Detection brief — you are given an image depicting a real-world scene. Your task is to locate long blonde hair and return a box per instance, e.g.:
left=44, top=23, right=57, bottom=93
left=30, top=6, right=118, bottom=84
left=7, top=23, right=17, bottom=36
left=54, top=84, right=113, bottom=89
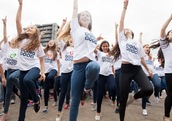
left=57, top=22, right=71, bottom=42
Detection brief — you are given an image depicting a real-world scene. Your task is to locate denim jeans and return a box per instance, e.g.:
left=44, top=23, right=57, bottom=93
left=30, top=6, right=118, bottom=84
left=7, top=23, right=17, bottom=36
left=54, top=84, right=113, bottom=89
left=58, top=71, right=72, bottom=111
left=4, top=69, right=20, bottom=114
left=148, top=74, right=161, bottom=97
left=159, top=76, right=167, bottom=95
left=18, top=67, right=40, bottom=121
left=0, top=78, right=4, bottom=102
left=69, top=61, right=100, bottom=121
left=43, top=69, right=57, bottom=106
left=54, top=76, right=61, bottom=102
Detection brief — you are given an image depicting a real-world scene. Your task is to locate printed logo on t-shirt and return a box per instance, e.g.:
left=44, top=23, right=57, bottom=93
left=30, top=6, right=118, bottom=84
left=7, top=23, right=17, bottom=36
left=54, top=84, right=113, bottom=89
left=146, top=60, right=153, bottom=65
left=65, top=51, right=74, bottom=61
left=126, top=43, right=138, bottom=54
left=6, top=53, right=17, bottom=65
left=20, top=48, right=35, bottom=59
left=102, top=56, right=113, bottom=63
left=45, top=51, right=53, bottom=63
left=155, top=66, right=163, bottom=71
left=85, top=32, right=97, bottom=44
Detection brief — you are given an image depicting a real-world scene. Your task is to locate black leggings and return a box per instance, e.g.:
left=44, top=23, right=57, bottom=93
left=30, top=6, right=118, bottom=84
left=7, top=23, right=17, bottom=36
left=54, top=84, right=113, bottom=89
left=119, top=64, right=153, bottom=121
left=164, top=73, right=172, bottom=117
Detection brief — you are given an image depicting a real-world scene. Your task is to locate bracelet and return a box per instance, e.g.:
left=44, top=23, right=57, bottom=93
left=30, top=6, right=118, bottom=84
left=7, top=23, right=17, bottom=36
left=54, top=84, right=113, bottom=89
left=123, top=7, right=127, bottom=9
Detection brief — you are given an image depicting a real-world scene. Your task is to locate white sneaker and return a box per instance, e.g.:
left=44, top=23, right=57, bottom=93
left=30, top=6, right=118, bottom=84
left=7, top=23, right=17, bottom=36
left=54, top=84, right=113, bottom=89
left=91, top=104, right=97, bottom=111
left=95, top=114, right=100, bottom=120
left=52, top=102, right=57, bottom=107
left=155, top=97, right=159, bottom=103
left=142, top=109, right=148, bottom=116
left=55, top=113, right=61, bottom=121
left=126, top=93, right=134, bottom=106
left=10, top=99, right=15, bottom=104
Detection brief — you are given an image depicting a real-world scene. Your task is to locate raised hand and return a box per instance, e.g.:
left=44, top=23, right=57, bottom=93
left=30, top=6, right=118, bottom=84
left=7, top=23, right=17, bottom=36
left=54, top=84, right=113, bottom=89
left=18, top=0, right=23, bottom=4
left=62, top=17, right=67, bottom=26
left=124, top=0, right=128, bottom=9
left=2, top=16, right=7, bottom=25
left=97, top=34, right=104, bottom=41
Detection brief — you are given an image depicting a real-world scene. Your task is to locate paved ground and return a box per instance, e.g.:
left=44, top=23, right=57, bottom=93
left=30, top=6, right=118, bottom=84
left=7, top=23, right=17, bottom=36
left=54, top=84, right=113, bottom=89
left=2, top=91, right=171, bottom=121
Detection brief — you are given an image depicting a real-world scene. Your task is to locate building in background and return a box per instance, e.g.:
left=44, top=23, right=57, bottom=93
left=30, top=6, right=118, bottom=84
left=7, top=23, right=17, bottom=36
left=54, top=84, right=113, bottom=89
left=37, top=23, right=59, bottom=46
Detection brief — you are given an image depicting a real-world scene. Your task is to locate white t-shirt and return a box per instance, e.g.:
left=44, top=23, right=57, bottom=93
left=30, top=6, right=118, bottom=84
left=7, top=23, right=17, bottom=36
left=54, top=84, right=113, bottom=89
left=0, top=50, right=3, bottom=64
left=118, top=30, right=145, bottom=65
left=58, top=40, right=74, bottom=73
left=114, top=57, right=122, bottom=70
left=97, top=50, right=114, bottom=76
left=153, top=59, right=165, bottom=77
left=70, top=18, right=97, bottom=61
left=160, top=38, right=172, bottom=73
left=1, top=42, right=18, bottom=70
left=44, top=50, right=59, bottom=73
left=142, top=55, right=156, bottom=76
left=17, top=39, right=45, bottom=71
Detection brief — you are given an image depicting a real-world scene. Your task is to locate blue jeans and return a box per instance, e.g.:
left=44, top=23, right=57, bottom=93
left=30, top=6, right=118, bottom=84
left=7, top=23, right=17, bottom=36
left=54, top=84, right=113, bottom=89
left=148, top=74, right=161, bottom=97
left=4, top=69, right=20, bottom=113
left=18, top=67, right=40, bottom=121
left=43, top=69, right=57, bottom=106
left=0, top=77, right=4, bottom=102
left=58, top=71, right=72, bottom=111
left=54, top=76, right=61, bottom=102
left=69, top=61, right=100, bottom=121
left=159, top=76, right=167, bottom=95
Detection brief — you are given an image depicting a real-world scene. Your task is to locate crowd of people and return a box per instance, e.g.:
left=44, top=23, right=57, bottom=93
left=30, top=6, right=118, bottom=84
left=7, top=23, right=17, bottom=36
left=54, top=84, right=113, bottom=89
left=0, top=0, right=172, bottom=121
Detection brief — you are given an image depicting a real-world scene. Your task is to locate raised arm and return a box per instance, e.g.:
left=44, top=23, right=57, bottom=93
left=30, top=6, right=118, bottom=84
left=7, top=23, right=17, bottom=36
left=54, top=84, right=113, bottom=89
left=2, top=16, right=7, bottom=43
left=119, top=0, right=128, bottom=33
left=72, top=0, right=78, bottom=19
left=56, top=18, right=67, bottom=37
left=139, top=32, right=143, bottom=44
left=160, top=13, right=172, bottom=39
left=16, top=0, right=23, bottom=35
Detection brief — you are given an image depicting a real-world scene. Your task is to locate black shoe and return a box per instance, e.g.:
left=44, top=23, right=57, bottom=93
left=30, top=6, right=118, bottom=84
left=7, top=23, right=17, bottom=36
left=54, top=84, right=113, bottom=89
left=115, top=106, right=119, bottom=113
left=33, top=96, right=40, bottom=113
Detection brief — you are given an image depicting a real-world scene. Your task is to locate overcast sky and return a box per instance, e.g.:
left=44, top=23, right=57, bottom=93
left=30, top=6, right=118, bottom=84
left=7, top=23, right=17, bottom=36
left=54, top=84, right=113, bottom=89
left=0, top=0, right=172, bottom=46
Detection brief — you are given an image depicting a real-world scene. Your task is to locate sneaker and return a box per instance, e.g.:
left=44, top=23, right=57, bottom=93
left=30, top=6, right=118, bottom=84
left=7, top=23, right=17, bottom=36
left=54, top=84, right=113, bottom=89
left=155, top=97, right=160, bottom=103
left=126, top=93, right=134, bottom=106
left=52, top=102, right=57, bottom=107
left=142, top=109, right=148, bottom=116
left=91, top=102, right=94, bottom=105
left=95, top=114, right=101, bottom=121
left=33, top=96, right=40, bottom=113
left=27, top=101, right=34, bottom=107
left=91, top=103, right=97, bottom=111
left=160, top=96, right=163, bottom=99
left=115, top=106, right=119, bottom=113
left=64, top=104, right=70, bottom=110
left=163, top=116, right=170, bottom=121
left=146, top=100, right=151, bottom=106
left=10, top=99, right=15, bottom=104
left=0, top=112, right=9, bottom=121
left=80, top=100, right=84, bottom=106
left=42, top=107, right=48, bottom=113
left=55, top=113, right=61, bottom=121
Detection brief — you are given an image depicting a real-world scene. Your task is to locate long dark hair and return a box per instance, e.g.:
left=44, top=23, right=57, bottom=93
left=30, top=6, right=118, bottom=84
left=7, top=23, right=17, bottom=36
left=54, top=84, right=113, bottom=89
left=110, top=42, right=120, bottom=61
left=99, top=40, right=110, bottom=52
left=44, top=40, right=57, bottom=61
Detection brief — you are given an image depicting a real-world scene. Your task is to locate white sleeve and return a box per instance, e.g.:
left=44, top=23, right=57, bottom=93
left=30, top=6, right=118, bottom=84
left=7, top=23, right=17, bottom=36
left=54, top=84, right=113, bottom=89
left=37, top=45, right=45, bottom=57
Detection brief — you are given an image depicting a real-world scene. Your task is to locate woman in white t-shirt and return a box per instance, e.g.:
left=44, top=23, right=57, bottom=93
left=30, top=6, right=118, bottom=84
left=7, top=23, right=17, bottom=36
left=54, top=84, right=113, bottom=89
left=94, top=40, right=117, bottom=120
left=56, top=21, right=74, bottom=121
left=15, top=1, right=45, bottom=121
left=0, top=16, right=20, bottom=121
left=42, top=40, right=60, bottom=113
left=159, top=13, right=172, bottom=121
left=117, top=1, right=153, bottom=121
left=69, top=0, right=100, bottom=121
